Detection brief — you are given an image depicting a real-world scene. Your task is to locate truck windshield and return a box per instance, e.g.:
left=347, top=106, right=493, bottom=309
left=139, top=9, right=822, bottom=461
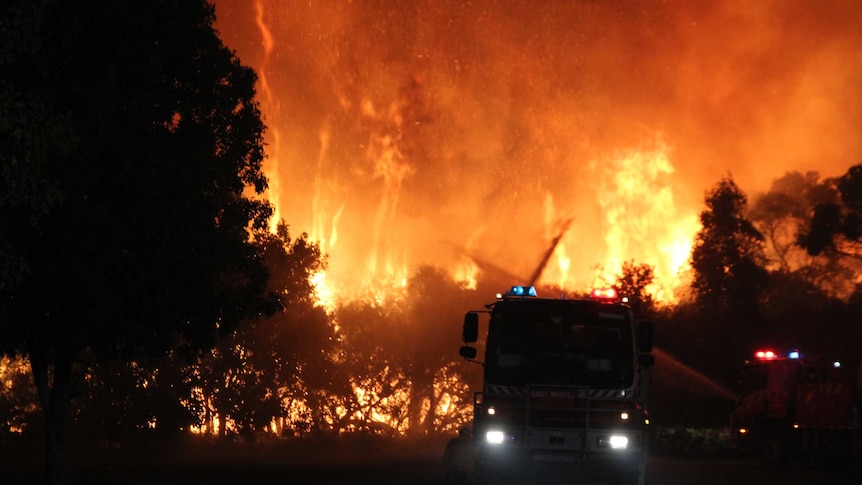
left=485, top=301, right=635, bottom=389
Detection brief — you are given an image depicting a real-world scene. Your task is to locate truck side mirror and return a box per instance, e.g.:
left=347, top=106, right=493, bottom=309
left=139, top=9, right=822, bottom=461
left=459, top=346, right=478, bottom=360
left=463, top=312, right=479, bottom=343
left=637, top=320, right=654, bottom=353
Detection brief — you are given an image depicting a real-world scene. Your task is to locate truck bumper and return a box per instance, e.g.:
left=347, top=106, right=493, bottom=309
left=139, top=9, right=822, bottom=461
left=476, top=447, right=644, bottom=484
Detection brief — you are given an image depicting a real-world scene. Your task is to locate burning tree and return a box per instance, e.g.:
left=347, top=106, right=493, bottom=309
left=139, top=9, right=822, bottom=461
left=0, top=1, right=275, bottom=481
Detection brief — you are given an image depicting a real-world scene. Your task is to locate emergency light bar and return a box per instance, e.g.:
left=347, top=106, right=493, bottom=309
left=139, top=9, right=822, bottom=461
left=590, top=288, right=618, bottom=300
left=754, top=349, right=803, bottom=360
left=506, top=285, right=537, bottom=298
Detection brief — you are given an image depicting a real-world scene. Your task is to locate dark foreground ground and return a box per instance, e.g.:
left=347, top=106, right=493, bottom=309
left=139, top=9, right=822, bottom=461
left=4, top=437, right=861, bottom=484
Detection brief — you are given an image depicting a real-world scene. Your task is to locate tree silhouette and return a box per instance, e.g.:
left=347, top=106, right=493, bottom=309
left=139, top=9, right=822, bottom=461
left=73, top=356, right=197, bottom=445
left=332, top=298, right=409, bottom=435
left=750, top=171, right=856, bottom=298
left=0, top=1, right=273, bottom=481
left=191, top=224, right=332, bottom=439
left=749, top=174, right=812, bottom=272
left=402, top=266, right=473, bottom=436
left=328, top=267, right=475, bottom=437
left=611, top=260, right=656, bottom=317
left=690, top=176, right=767, bottom=326
left=799, top=164, right=862, bottom=262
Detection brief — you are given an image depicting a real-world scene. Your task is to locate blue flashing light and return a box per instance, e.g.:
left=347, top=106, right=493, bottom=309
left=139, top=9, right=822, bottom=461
left=788, top=350, right=800, bottom=360
left=508, top=285, right=537, bottom=297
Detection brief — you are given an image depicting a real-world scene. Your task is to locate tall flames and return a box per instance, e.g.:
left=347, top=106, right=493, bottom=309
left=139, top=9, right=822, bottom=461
left=213, top=0, right=862, bottom=302
left=541, top=141, right=698, bottom=300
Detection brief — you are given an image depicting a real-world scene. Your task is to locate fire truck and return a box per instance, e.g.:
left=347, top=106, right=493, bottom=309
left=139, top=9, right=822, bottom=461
left=732, top=349, right=861, bottom=465
left=457, top=286, right=655, bottom=484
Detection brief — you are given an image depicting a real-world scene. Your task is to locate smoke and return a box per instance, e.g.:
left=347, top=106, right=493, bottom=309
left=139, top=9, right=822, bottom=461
left=212, top=0, right=862, bottom=295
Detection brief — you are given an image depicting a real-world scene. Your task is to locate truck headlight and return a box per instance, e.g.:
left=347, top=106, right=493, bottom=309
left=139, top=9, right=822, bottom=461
left=597, top=434, right=629, bottom=449
left=609, top=435, right=628, bottom=449
left=486, top=430, right=505, bottom=444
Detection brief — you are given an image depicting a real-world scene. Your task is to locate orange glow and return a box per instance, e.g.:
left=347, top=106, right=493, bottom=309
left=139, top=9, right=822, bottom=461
left=586, top=143, right=699, bottom=301
left=212, top=0, right=862, bottom=306
left=311, top=270, right=336, bottom=312
left=453, top=256, right=479, bottom=290
left=251, top=0, right=282, bottom=233
left=0, top=355, right=37, bottom=434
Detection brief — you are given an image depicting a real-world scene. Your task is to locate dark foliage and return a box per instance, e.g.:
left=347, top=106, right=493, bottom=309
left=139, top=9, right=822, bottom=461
left=799, top=164, right=862, bottom=260
left=1, top=0, right=274, bottom=481
left=691, top=176, right=767, bottom=325
left=613, top=260, right=657, bottom=317
left=191, top=224, right=332, bottom=439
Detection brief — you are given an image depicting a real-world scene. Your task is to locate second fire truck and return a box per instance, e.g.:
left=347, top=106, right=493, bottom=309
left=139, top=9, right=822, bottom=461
left=732, top=348, right=861, bottom=464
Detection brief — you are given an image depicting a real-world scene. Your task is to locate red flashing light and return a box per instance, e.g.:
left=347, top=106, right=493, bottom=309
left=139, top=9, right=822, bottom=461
left=591, top=288, right=618, bottom=300
left=755, top=350, right=777, bottom=360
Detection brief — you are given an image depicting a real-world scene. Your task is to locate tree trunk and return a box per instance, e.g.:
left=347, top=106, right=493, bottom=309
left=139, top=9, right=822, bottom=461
left=407, top=366, right=435, bottom=437
left=424, top=387, right=440, bottom=437
left=31, top=345, right=74, bottom=485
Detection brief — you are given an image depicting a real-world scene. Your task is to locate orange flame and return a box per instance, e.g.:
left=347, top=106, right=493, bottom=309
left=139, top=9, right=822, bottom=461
left=592, top=142, right=699, bottom=300
left=534, top=142, right=698, bottom=300
left=215, top=0, right=860, bottom=303
left=252, top=0, right=283, bottom=233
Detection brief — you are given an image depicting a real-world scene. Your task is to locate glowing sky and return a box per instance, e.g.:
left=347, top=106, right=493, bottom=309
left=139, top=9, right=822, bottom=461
left=212, top=0, right=862, bottom=297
